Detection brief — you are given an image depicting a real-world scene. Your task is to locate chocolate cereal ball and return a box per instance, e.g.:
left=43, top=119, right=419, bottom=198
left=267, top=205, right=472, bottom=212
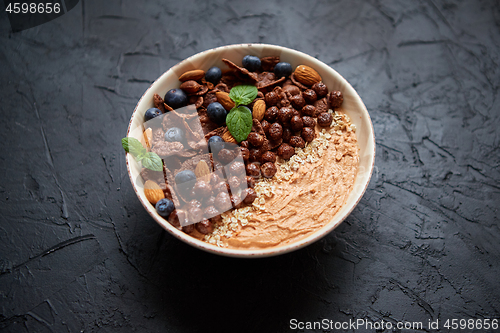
left=289, top=94, right=305, bottom=110
left=215, top=192, right=232, bottom=212
left=301, top=127, right=315, bottom=142
left=289, top=136, right=306, bottom=149
left=249, top=148, right=262, bottom=163
left=265, top=91, right=279, bottom=106
left=246, top=162, right=261, bottom=177
left=176, top=209, right=189, bottom=226
left=168, top=209, right=184, bottom=228
left=229, top=161, right=245, bottom=176
left=268, top=122, right=283, bottom=140
left=290, top=116, right=304, bottom=132
left=302, top=105, right=316, bottom=117
left=314, top=98, right=329, bottom=115
left=188, top=206, right=203, bottom=224
left=312, top=82, right=328, bottom=97
left=188, top=199, right=202, bottom=209
left=278, top=107, right=293, bottom=123
left=214, top=181, right=230, bottom=193
left=261, top=162, right=277, bottom=178
left=317, top=112, right=333, bottom=127
left=242, top=188, right=257, bottom=204
left=193, top=180, right=212, bottom=197
left=228, top=176, right=241, bottom=189
left=231, top=194, right=243, bottom=209
left=261, top=151, right=277, bottom=164
left=195, top=219, right=214, bottom=234
left=302, top=116, right=316, bottom=128
left=204, top=205, right=220, bottom=218
left=328, top=90, right=344, bottom=108
left=264, top=106, right=279, bottom=122
left=246, top=176, right=256, bottom=188
left=217, top=148, right=234, bottom=164
left=303, top=89, right=317, bottom=104
left=247, top=132, right=264, bottom=147
left=240, top=147, right=250, bottom=162
left=277, top=143, right=295, bottom=160
left=210, top=173, right=221, bottom=186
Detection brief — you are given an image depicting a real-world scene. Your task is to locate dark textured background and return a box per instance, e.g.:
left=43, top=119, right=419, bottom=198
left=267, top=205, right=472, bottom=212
left=1, top=1, right=499, bottom=332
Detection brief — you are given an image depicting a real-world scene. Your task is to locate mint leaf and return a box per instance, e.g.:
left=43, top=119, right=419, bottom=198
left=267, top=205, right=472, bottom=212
left=226, top=106, right=253, bottom=143
left=136, top=151, right=147, bottom=161
left=122, top=137, right=161, bottom=171
left=122, top=137, right=146, bottom=157
left=229, top=85, right=258, bottom=107
left=141, top=152, right=163, bottom=172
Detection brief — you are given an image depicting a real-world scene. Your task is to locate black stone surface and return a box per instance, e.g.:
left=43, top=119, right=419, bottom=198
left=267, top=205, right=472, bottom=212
left=1, top=1, right=499, bottom=332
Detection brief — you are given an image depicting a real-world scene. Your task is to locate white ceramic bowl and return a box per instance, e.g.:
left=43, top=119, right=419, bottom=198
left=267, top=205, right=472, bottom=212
left=126, top=43, right=375, bottom=258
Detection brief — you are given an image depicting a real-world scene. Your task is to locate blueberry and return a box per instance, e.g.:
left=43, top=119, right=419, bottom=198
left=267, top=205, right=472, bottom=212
left=274, top=62, right=293, bottom=78
left=205, top=66, right=222, bottom=84
left=164, top=89, right=188, bottom=109
left=155, top=198, right=175, bottom=217
left=144, top=108, right=162, bottom=121
left=208, top=135, right=225, bottom=153
left=165, top=127, right=184, bottom=142
left=208, top=135, right=224, bottom=145
left=242, top=55, right=261, bottom=72
left=207, top=102, right=228, bottom=125
left=175, top=170, right=196, bottom=184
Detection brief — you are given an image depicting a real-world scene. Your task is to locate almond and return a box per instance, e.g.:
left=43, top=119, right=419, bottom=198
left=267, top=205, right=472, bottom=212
left=140, top=127, right=153, bottom=151
left=179, top=80, right=201, bottom=94
left=144, top=180, right=164, bottom=205
left=293, top=65, right=322, bottom=86
left=252, top=99, right=266, bottom=121
left=194, top=160, right=211, bottom=182
left=163, top=102, right=173, bottom=111
left=221, top=129, right=237, bottom=144
left=216, top=91, right=235, bottom=111
left=179, top=69, right=205, bottom=82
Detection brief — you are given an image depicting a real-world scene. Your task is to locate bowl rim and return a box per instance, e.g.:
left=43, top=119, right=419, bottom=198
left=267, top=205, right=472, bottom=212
left=126, top=43, right=375, bottom=258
